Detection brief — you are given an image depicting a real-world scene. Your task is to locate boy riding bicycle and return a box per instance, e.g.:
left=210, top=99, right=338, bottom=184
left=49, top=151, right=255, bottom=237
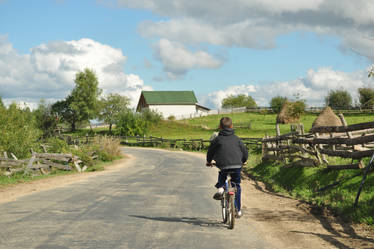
left=206, top=117, right=248, bottom=218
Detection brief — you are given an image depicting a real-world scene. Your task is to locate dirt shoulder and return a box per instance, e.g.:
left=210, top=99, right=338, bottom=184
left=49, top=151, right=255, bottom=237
left=241, top=175, right=374, bottom=249
left=181, top=150, right=374, bottom=249
left=0, top=154, right=135, bottom=204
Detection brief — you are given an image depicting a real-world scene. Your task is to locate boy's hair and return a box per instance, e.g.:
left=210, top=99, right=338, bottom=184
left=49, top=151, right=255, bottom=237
left=220, top=117, right=232, bottom=129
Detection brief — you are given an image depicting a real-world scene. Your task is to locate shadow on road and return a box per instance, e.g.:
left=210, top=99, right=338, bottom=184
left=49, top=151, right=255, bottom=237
left=129, top=215, right=226, bottom=228
left=292, top=211, right=374, bottom=249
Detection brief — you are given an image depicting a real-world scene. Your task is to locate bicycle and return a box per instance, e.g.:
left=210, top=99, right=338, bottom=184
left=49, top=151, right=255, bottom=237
left=207, top=162, right=237, bottom=229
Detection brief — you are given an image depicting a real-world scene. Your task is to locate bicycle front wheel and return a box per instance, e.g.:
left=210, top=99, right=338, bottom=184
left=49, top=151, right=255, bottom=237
left=228, top=194, right=235, bottom=229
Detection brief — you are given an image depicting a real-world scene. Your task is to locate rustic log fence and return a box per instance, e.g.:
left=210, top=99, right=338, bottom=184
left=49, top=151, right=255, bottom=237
left=261, top=117, right=374, bottom=207
left=0, top=147, right=88, bottom=177
left=63, top=135, right=262, bottom=151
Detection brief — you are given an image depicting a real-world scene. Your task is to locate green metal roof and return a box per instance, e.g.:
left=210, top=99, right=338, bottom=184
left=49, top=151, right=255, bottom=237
left=142, top=91, right=197, bottom=105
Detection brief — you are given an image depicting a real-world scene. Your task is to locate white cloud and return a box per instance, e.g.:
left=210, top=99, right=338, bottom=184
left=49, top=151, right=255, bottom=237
left=0, top=35, right=151, bottom=108
left=114, top=0, right=374, bottom=62
left=154, top=38, right=222, bottom=78
left=203, top=67, right=373, bottom=109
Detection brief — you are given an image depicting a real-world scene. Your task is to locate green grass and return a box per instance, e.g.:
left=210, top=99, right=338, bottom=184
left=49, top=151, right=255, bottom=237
left=0, top=170, right=73, bottom=187
left=0, top=156, right=123, bottom=188
left=245, top=153, right=374, bottom=225
left=149, top=112, right=374, bottom=139
left=66, top=112, right=374, bottom=140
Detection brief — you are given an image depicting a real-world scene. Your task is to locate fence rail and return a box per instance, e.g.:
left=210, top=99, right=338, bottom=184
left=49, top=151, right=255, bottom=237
left=0, top=148, right=89, bottom=177
left=261, top=115, right=374, bottom=207
left=61, top=134, right=262, bottom=151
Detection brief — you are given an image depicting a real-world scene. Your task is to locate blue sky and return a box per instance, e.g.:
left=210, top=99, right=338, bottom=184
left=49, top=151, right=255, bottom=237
left=0, top=0, right=373, bottom=108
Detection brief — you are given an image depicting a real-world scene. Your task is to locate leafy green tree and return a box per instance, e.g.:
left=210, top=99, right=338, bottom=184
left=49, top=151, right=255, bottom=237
left=221, top=94, right=257, bottom=109
left=33, top=100, right=58, bottom=137
left=358, top=87, right=374, bottom=109
left=52, top=96, right=78, bottom=131
left=98, top=94, right=130, bottom=133
left=325, top=89, right=352, bottom=109
left=115, top=111, right=148, bottom=136
left=52, top=69, right=102, bottom=131
left=141, top=109, right=162, bottom=125
left=0, top=103, right=41, bottom=158
left=270, top=96, right=288, bottom=113
left=70, top=69, right=102, bottom=122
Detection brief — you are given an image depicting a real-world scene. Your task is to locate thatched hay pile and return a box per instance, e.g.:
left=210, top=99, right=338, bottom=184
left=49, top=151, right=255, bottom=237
left=276, top=102, right=299, bottom=124
left=311, top=106, right=342, bottom=129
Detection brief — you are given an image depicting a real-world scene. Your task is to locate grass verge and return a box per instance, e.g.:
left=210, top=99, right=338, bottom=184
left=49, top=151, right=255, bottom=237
left=244, top=151, right=374, bottom=226
left=0, top=155, right=124, bottom=188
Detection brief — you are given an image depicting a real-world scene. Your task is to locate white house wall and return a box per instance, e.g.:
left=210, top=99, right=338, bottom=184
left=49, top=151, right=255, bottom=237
left=149, top=105, right=197, bottom=119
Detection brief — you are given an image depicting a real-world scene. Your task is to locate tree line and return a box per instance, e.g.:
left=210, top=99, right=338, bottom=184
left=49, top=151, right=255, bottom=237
left=221, top=67, right=374, bottom=113
left=0, top=69, right=161, bottom=158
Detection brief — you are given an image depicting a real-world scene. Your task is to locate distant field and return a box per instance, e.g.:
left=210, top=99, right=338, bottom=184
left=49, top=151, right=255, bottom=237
left=148, top=112, right=374, bottom=139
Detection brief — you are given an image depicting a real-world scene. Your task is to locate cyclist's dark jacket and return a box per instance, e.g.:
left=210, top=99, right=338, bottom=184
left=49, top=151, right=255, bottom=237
left=207, top=128, right=248, bottom=170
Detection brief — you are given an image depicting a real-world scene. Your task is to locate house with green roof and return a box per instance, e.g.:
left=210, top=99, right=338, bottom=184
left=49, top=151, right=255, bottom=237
left=136, top=91, right=210, bottom=119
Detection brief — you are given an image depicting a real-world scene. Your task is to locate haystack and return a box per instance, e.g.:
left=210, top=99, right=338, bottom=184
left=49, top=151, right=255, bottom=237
left=276, top=102, right=299, bottom=124
left=311, top=106, right=342, bottom=129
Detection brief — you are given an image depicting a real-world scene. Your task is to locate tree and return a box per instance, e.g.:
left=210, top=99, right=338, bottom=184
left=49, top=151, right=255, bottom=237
left=52, top=69, right=102, bottom=131
left=0, top=103, right=41, bottom=158
left=0, top=97, right=4, bottom=110
left=34, top=100, right=58, bottom=137
left=270, top=96, right=288, bottom=113
left=221, top=94, right=257, bottom=109
left=288, top=100, right=306, bottom=119
left=99, top=93, right=130, bottom=133
left=325, top=89, right=352, bottom=109
left=115, top=111, right=148, bottom=136
left=358, top=87, right=374, bottom=109
left=52, top=96, right=79, bottom=131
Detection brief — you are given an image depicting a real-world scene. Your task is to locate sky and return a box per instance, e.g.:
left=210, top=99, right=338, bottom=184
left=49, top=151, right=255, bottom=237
left=1, top=0, right=374, bottom=109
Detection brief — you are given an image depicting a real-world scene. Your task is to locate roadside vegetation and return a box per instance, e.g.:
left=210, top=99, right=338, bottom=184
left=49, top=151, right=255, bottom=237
left=244, top=152, right=374, bottom=225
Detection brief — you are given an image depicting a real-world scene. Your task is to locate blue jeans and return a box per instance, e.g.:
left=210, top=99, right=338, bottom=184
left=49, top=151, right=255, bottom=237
left=215, top=168, right=241, bottom=211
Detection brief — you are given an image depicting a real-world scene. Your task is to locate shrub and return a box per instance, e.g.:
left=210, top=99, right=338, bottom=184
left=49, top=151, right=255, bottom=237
left=142, top=109, right=162, bottom=124
left=270, top=96, right=288, bottom=113
left=168, top=115, right=176, bottom=121
left=44, top=137, right=69, bottom=153
left=222, top=94, right=257, bottom=109
left=0, top=103, right=41, bottom=158
left=288, top=100, right=306, bottom=119
left=33, top=100, right=58, bottom=137
left=92, top=136, right=121, bottom=161
left=358, top=87, right=374, bottom=109
left=70, top=146, right=94, bottom=167
left=115, top=111, right=148, bottom=136
left=325, top=89, right=352, bottom=109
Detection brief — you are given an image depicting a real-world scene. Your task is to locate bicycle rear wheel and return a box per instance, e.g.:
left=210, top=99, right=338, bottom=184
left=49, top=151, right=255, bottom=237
left=228, top=194, right=235, bottom=229
left=221, top=198, right=227, bottom=223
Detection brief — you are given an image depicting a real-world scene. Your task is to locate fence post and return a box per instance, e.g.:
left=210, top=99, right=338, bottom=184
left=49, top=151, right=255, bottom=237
left=338, top=113, right=353, bottom=139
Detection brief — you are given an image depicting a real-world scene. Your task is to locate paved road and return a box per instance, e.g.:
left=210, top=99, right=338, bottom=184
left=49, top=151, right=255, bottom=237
left=0, top=148, right=270, bottom=249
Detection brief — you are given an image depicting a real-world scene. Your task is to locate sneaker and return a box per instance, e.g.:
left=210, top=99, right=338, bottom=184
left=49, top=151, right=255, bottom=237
left=213, top=187, right=224, bottom=200
left=236, top=210, right=242, bottom=218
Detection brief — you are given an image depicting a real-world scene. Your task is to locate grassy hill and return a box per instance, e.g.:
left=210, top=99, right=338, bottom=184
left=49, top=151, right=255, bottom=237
left=149, top=112, right=374, bottom=139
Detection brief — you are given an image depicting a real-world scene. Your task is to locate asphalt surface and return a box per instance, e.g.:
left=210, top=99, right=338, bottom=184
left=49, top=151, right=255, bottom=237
left=0, top=147, right=270, bottom=249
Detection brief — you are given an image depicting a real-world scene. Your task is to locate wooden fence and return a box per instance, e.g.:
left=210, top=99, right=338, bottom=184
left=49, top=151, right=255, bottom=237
left=261, top=115, right=374, bottom=207
left=0, top=149, right=87, bottom=177
left=65, top=135, right=262, bottom=151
